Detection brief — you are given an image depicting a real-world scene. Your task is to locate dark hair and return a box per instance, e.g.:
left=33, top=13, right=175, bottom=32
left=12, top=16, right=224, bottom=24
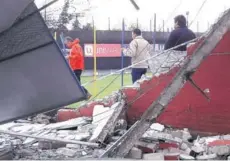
left=174, top=15, right=187, bottom=27
left=64, top=36, right=73, bottom=44
left=132, top=28, right=141, bottom=36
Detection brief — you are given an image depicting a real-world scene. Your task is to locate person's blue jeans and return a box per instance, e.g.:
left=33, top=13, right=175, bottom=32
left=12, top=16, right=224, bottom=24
left=131, top=68, right=147, bottom=83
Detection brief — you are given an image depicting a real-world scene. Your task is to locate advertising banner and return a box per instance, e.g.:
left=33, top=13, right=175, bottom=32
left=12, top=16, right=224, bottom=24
left=84, top=44, right=121, bottom=57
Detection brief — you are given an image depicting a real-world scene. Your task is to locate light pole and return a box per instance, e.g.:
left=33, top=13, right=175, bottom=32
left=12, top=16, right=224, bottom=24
left=186, top=11, right=189, bottom=26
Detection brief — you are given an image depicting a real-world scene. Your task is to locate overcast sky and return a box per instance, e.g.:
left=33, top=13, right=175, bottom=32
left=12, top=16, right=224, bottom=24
left=35, top=0, right=230, bottom=32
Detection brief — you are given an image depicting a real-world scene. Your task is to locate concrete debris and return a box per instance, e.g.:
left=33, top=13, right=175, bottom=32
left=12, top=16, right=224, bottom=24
left=209, top=145, right=230, bottom=155
left=150, top=123, right=165, bottom=132
left=143, top=129, right=183, bottom=143
left=31, top=114, right=52, bottom=124
left=56, top=147, right=77, bottom=157
left=126, top=147, right=143, bottom=159
left=66, top=144, right=81, bottom=149
left=93, top=149, right=106, bottom=158
left=143, top=153, right=164, bottom=160
left=179, top=154, right=195, bottom=160
left=196, top=153, right=217, bottom=160
left=90, top=101, right=125, bottom=143
left=1, top=111, right=230, bottom=160
left=90, top=105, right=115, bottom=141
left=44, top=117, right=91, bottom=130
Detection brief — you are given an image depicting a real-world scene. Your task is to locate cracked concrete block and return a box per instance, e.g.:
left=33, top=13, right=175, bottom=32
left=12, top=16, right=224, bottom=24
left=11, top=139, right=22, bottom=146
left=143, top=153, right=164, bottom=160
left=92, top=105, right=112, bottom=125
left=23, top=138, right=36, bottom=145
left=82, top=151, right=87, bottom=156
left=92, top=149, right=106, bottom=158
left=0, top=123, right=18, bottom=131
left=66, top=144, right=81, bottom=149
left=204, top=136, right=221, bottom=144
left=90, top=101, right=125, bottom=143
left=209, top=145, right=230, bottom=155
left=179, top=154, right=195, bottom=160
left=168, top=147, right=181, bottom=154
left=150, top=123, right=165, bottom=132
left=44, top=117, right=91, bottom=130
left=56, top=148, right=76, bottom=157
left=64, top=135, right=75, bottom=140
left=222, top=135, right=230, bottom=140
left=170, top=130, right=183, bottom=139
left=127, top=147, right=143, bottom=159
left=191, top=145, right=205, bottom=153
left=38, top=141, right=66, bottom=150
left=74, top=132, right=91, bottom=141
left=182, top=128, right=192, bottom=141
left=77, top=124, right=96, bottom=134
left=143, top=130, right=183, bottom=143
left=196, top=153, right=217, bottom=160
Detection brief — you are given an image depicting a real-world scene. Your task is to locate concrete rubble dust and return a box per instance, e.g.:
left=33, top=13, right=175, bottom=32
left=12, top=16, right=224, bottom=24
left=0, top=109, right=229, bottom=160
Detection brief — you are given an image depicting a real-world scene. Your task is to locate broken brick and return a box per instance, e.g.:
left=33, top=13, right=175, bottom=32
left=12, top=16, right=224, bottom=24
left=159, top=142, right=179, bottom=149
left=127, top=147, right=143, bottom=159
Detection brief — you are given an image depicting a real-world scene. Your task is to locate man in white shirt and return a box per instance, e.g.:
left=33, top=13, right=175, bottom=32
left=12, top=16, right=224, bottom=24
left=122, top=28, right=150, bottom=83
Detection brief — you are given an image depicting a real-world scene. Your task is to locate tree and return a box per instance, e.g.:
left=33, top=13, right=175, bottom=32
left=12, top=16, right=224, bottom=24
left=57, top=0, right=71, bottom=30
left=82, top=23, right=93, bottom=30
left=72, top=16, right=81, bottom=30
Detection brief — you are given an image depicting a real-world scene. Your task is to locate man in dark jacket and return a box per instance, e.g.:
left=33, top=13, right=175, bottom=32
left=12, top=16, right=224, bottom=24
left=164, top=15, right=196, bottom=51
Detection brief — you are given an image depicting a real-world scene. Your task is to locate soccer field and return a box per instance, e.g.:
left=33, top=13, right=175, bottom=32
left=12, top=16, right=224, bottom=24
left=68, top=74, right=132, bottom=108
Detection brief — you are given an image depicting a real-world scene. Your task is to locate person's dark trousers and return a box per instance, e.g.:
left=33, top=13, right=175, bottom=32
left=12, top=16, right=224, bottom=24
left=131, top=68, right=147, bottom=84
left=73, top=69, right=89, bottom=95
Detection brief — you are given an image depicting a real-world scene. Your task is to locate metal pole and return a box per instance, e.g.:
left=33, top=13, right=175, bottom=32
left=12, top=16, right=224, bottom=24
left=197, top=21, right=199, bottom=33
left=121, top=18, right=125, bottom=87
left=60, top=32, right=66, bottom=55
left=186, top=11, right=189, bottom=26
left=136, top=18, right=139, bottom=28
left=153, top=13, right=156, bottom=51
left=0, top=130, right=99, bottom=148
left=108, top=17, right=111, bottom=30
left=150, top=19, right=152, bottom=32
left=93, top=17, right=97, bottom=96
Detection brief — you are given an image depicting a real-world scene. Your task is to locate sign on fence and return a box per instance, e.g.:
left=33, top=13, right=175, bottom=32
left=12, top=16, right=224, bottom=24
left=84, top=44, right=121, bottom=57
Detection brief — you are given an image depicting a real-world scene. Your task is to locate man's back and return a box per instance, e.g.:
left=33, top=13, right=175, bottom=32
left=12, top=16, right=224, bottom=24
left=164, top=27, right=196, bottom=51
left=123, top=36, right=150, bottom=68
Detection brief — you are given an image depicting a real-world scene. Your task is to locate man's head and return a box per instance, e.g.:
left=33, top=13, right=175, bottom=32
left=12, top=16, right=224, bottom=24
left=132, top=28, right=141, bottom=39
left=174, top=15, right=187, bottom=29
left=65, top=37, right=80, bottom=48
left=64, top=36, right=73, bottom=46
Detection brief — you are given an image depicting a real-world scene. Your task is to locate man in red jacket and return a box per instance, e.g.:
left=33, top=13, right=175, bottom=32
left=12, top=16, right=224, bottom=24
left=65, top=38, right=91, bottom=99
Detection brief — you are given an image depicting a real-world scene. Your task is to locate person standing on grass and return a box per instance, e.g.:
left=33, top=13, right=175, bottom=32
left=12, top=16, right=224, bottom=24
left=122, top=28, right=150, bottom=84
left=65, top=37, right=91, bottom=99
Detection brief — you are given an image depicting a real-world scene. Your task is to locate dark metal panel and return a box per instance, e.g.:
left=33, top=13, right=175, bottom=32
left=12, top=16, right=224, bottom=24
left=0, top=1, right=85, bottom=123
left=55, top=30, right=169, bottom=46
left=0, top=0, right=33, bottom=33
left=0, top=2, right=52, bottom=62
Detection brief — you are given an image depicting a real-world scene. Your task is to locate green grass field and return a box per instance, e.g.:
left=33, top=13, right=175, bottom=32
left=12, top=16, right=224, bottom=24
left=67, top=74, right=132, bottom=108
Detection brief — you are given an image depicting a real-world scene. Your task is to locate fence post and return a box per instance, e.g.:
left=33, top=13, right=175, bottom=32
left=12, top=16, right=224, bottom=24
left=93, top=17, right=97, bottom=96
left=121, top=18, right=125, bottom=87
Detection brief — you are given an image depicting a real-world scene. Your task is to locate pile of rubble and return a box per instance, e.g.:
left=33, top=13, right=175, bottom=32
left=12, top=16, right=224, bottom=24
left=0, top=103, right=230, bottom=160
